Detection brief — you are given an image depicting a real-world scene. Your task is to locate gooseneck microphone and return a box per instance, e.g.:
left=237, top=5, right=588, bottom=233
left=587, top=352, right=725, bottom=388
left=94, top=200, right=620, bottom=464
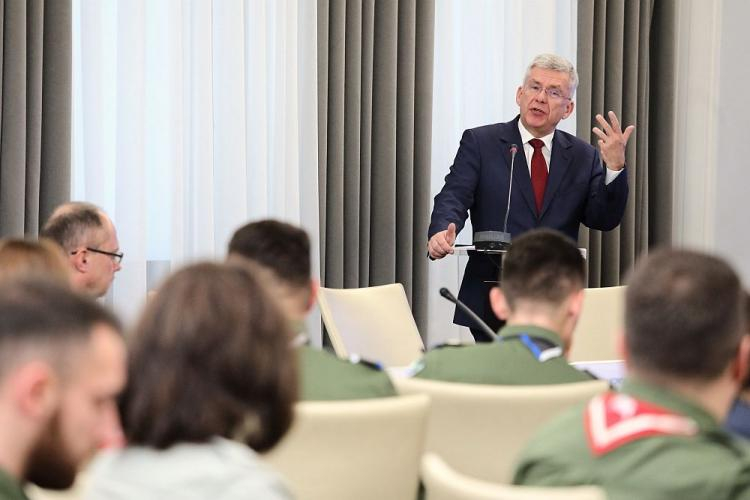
left=439, top=287, right=498, bottom=341
left=473, top=144, right=516, bottom=251
left=502, top=144, right=518, bottom=236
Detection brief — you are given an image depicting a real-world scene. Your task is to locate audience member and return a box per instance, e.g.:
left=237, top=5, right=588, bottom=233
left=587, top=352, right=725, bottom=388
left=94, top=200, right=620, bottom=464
left=0, top=279, right=126, bottom=499
left=414, top=229, right=592, bottom=385
left=513, top=249, right=750, bottom=499
left=726, top=292, right=750, bottom=439
left=41, top=202, right=122, bottom=298
left=85, top=262, right=296, bottom=500
left=0, top=238, right=71, bottom=285
left=228, top=219, right=396, bottom=400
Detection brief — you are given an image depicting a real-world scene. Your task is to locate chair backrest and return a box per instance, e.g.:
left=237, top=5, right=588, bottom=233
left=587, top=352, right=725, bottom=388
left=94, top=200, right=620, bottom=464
left=421, top=453, right=607, bottom=500
left=317, top=283, right=425, bottom=367
left=569, top=285, right=626, bottom=362
left=394, top=377, right=608, bottom=483
left=262, top=394, right=430, bottom=500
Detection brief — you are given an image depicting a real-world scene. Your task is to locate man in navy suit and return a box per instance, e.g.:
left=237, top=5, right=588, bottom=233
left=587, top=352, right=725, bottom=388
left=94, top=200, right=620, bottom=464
left=429, top=54, right=634, bottom=341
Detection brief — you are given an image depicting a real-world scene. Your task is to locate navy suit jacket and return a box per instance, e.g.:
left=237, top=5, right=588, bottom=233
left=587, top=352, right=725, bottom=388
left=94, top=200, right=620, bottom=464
left=429, top=117, right=628, bottom=331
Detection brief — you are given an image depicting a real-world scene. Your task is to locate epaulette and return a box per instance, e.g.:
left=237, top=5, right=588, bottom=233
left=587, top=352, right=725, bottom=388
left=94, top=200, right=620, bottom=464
left=585, top=392, right=698, bottom=456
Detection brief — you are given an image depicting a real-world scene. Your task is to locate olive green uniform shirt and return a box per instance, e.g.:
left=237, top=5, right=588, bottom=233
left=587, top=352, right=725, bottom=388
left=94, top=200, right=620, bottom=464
left=513, top=379, right=750, bottom=500
left=0, top=469, right=28, bottom=500
left=414, top=325, right=591, bottom=385
left=298, top=345, right=397, bottom=401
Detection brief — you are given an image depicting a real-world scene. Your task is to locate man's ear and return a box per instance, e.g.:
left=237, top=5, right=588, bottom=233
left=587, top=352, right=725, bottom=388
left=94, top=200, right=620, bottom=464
left=70, top=248, right=88, bottom=273
left=562, top=99, right=575, bottom=119
left=568, top=289, right=585, bottom=321
left=490, top=287, right=510, bottom=321
left=11, top=362, right=58, bottom=421
left=616, top=328, right=628, bottom=365
left=732, top=334, right=750, bottom=387
left=306, top=278, right=319, bottom=313
left=515, top=86, right=523, bottom=106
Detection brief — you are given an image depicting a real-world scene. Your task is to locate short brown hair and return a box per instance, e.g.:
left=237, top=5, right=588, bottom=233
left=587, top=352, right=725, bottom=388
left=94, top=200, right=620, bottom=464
left=0, top=238, right=71, bottom=286
left=625, top=249, right=744, bottom=380
left=500, top=229, right=585, bottom=309
left=228, top=219, right=311, bottom=288
left=121, top=262, right=297, bottom=452
left=0, top=278, right=120, bottom=379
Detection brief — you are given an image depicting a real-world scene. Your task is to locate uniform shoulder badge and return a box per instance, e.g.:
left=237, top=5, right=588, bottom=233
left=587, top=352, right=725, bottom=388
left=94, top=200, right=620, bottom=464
left=584, top=392, right=699, bottom=456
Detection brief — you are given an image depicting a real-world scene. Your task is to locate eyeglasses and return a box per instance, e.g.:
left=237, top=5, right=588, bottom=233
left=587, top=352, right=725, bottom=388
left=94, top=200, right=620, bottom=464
left=524, top=82, right=570, bottom=101
left=72, top=247, right=124, bottom=264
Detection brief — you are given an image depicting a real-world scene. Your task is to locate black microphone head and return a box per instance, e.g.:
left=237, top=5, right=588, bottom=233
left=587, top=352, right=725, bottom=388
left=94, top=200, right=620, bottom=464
left=509, top=143, right=518, bottom=155
left=439, top=287, right=455, bottom=301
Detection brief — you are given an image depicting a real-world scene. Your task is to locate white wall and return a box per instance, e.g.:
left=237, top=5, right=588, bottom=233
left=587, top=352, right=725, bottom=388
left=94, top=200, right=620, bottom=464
left=713, top=0, right=750, bottom=283
left=673, top=0, right=750, bottom=284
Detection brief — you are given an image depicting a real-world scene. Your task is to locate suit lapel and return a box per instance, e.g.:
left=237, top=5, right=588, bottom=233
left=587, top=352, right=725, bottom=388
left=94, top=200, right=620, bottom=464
left=540, top=129, right=573, bottom=218
left=498, top=118, right=537, bottom=217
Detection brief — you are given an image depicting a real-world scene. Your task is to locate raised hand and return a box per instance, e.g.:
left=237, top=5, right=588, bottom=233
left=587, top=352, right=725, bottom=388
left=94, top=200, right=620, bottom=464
left=592, top=111, right=635, bottom=171
left=428, top=223, right=457, bottom=259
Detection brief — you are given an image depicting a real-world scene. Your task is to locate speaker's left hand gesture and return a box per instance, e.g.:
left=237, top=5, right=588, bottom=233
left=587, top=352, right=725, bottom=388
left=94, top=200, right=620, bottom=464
left=593, top=111, right=635, bottom=171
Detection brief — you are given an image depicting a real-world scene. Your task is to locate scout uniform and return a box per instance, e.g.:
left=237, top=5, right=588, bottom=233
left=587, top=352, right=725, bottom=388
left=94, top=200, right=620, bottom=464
left=298, top=345, right=397, bottom=401
left=513, top=379, right=750, bottom=500
left=413, top=324, right=592, bottom=385
left=0, top=469, right=28, bottom=500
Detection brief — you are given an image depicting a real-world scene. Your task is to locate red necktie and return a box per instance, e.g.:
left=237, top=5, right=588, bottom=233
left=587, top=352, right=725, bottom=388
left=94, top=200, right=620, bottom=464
left=529, top=138, right=548, bottom=215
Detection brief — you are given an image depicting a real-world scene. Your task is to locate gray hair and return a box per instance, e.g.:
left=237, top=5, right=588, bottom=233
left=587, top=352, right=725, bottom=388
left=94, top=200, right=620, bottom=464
left=524, top=53, right=578, bottom=96
left=41, top=202, right=106, bottom=252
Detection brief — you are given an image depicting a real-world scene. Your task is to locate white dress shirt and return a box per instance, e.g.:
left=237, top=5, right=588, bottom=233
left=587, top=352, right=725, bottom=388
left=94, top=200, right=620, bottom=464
left=517, top=121, right=622, bottom=185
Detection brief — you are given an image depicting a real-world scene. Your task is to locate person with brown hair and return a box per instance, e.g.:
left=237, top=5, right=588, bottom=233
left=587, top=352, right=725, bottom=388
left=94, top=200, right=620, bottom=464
left=41, top=202, right=122, bottom=298
left=414, top=228, right=592, bottom=385
left=0, top=278, right=126, bottom=499
left=514, top=249, right=750, bottom=498
left=228, top=219, right=396, bottom=400
left=85, top=262, right=296, bottom=500
left=0, top=238, right=71, bottom=286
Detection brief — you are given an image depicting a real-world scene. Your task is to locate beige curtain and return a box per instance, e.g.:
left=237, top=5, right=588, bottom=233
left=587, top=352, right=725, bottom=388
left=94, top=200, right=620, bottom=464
left=0, top=0, right=71, bottom=237
left=577, top=0, right=676, bottom=286
left=317, top=0, right=435, bottom=335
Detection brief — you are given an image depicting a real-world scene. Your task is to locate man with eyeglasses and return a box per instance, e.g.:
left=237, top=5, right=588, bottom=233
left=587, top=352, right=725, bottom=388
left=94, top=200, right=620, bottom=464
left=42, top=202, right=123, bottom=298
left=428, top=54, right=634, bottom=342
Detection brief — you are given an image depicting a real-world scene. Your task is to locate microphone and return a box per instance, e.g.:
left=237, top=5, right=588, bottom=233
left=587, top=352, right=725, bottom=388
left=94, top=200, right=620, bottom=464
left=473, top=143, right=516, bottom=251
left=439, top=287, right=498, bottom=341
left=503, top=144, right=518, bottom=235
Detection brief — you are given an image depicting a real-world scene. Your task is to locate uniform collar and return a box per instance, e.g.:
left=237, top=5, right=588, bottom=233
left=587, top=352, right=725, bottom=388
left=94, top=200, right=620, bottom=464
left=620, top=378, right=720, bottom=432
left=0, top=468, right=28, bottom=500
left=498, top=324, right=564, bottom=347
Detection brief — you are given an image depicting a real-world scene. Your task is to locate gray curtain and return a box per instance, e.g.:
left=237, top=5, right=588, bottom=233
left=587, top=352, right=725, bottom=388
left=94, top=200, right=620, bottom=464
left=577, top=0, right=676, bottom=286
left=0, top=0, right=71, bottom=237
left=317, top=0, right=435, bottom=336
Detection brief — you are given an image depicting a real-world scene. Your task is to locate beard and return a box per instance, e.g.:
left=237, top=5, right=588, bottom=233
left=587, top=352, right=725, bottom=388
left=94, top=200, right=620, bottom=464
left=25, top=411, right=78, bottom=490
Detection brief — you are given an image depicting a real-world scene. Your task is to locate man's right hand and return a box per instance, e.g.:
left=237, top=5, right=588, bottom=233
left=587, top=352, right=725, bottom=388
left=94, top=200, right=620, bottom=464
left=428, top=223, right=457, bottom=259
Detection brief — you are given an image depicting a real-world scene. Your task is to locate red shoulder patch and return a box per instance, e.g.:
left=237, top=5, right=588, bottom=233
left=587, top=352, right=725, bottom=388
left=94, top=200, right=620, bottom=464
left=584, top=392, right=698, bottom=456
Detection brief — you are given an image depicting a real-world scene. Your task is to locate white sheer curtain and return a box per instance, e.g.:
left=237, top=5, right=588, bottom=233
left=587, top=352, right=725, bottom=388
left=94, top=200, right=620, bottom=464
left=428, top=0, right=578, bottom=346
left=72, top=0, right=320, bottom=337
